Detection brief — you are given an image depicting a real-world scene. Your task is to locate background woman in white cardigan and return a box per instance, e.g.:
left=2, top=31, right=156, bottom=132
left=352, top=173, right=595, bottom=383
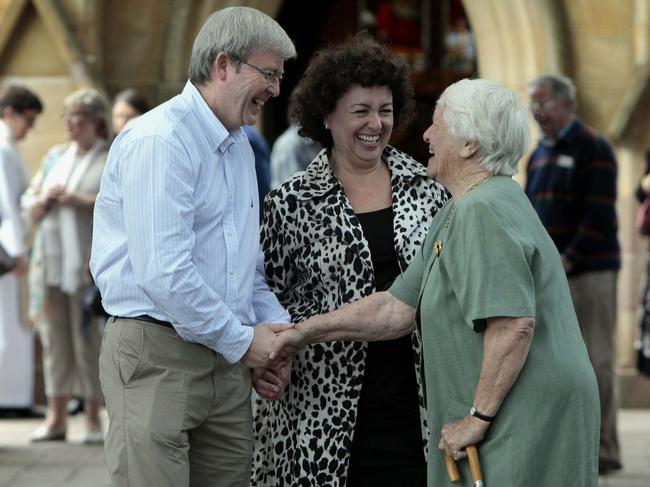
left=22, top=88, right=109, bottom=443
left=0, top=85, right=43, bottom=418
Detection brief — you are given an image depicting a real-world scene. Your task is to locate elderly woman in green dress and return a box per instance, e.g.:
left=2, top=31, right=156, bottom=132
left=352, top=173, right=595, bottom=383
left=270, top=78, right=600, bottom=486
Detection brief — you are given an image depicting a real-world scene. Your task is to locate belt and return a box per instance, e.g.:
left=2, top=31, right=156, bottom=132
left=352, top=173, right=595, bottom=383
left=116, top=315, right=173, bottom=329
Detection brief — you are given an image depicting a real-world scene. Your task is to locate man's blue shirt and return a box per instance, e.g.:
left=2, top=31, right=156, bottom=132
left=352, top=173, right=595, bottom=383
left=91, top=81, right=289, bottom=363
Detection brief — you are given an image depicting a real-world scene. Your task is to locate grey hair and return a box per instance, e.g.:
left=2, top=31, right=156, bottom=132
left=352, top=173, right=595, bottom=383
left=189, top=6, right=297, bottom=84
left=64, top=88, right=110, bottom=139
left=527, top=73, right=577, bottom=111
left=437, top=78, right=530, bottom=176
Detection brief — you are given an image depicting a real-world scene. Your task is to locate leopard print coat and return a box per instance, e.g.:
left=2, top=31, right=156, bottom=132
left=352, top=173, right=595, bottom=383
left=252, top=146, right=448, bottom=487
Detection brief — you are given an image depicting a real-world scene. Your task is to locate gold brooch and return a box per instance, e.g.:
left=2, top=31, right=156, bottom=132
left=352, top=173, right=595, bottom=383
left=433, top=240, right=443, bottom=256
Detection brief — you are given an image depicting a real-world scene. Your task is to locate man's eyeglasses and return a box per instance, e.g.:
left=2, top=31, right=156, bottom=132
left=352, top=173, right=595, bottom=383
left=233, top=57, right=283, bottom=84
left=529, top=99, right=557, bottom=112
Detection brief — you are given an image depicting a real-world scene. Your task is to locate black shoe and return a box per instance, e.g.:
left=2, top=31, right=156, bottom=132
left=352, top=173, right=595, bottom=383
left=598, top=459, right=622, bottom=475
left=15, top=408, right=45, bottom=418
left=66, top=398, right=84, bottom=416
left=0, top=407, right=45, bottom=419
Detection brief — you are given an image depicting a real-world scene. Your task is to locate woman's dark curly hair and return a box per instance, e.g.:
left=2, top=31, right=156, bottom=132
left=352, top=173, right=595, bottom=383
left=289, top=35, right=415, bottom=150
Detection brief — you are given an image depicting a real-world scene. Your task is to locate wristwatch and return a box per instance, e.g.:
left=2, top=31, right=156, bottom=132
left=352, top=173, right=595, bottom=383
left=470, top=405, right=496, bottom=422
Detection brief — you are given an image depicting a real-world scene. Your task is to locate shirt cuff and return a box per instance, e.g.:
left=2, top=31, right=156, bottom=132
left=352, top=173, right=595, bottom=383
left=221, top=324, right=255, bottom=364
left=255, top=309, right=291, bottom=325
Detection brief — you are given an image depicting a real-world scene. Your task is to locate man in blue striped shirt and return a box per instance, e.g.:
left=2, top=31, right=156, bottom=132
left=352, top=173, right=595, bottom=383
left=90, top=7, right=296, bottom=486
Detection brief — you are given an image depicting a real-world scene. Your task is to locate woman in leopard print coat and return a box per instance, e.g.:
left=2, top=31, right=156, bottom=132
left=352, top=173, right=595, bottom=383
left=251, top=37, right=448, bottom=487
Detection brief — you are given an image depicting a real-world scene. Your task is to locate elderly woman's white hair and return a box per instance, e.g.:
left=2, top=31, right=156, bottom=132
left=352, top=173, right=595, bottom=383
left=437, top=79, right=530, bottom=176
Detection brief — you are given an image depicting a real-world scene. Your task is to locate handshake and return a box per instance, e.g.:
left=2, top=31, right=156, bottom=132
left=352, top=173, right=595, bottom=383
left=242, top=323, right=308, bottom=401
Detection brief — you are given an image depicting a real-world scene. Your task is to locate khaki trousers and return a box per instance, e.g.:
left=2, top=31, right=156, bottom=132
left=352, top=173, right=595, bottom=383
left=99, top=317, right=253, bottom=487
left=568, top=270, right=621, bottom=465
left=38, top=286, right=102, bottom=398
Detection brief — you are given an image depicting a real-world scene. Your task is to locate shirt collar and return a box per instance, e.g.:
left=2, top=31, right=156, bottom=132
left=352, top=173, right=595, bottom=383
left=0, top=119, right=15, bottom=144
left=181, top=80, right=245, bottom=154
left=298, top=145, right=428, bottom=200
left=541, top=115, right=578, bottom=147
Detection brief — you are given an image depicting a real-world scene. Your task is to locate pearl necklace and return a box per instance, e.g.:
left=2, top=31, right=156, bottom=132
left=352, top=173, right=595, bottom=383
left=444, top=173, right=492, bottom=229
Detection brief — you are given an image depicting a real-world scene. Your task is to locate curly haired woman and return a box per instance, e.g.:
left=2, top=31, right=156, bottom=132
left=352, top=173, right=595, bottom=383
left=251, top=36, right=448, bottom=487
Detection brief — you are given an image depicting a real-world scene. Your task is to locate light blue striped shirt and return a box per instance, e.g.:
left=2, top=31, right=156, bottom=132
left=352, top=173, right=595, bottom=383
left=90, top=81, right=289, bottom=363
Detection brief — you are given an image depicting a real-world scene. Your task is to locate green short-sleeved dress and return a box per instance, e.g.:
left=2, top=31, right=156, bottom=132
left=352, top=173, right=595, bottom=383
left=390, top=176, right=600, bottom=487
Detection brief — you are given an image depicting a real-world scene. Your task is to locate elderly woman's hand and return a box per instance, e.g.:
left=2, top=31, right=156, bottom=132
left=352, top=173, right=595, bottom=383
left=57, top=191, right=96, bottom=209
left=43, top=184, right=65, bottom=202
left=31, top=185, right=65, bottom=221
left=438, top=416, right=490, bottom=461
left=269, top=326, right=307, bottom=360
left=31, top=200, right=49, bottom=222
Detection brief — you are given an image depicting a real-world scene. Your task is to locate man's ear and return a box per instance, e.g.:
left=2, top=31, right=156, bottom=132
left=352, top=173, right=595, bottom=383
left=460, top=140, right=480, bottom=159
left=212, top=52, right=230, bottom=81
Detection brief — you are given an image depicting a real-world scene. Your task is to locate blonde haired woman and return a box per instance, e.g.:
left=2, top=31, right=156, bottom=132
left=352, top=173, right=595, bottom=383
left=23, top=88, right=109, bottom=443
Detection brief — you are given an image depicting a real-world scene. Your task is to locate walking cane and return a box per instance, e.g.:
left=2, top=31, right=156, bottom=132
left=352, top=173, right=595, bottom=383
left=445, top=445, right=484, bottom=486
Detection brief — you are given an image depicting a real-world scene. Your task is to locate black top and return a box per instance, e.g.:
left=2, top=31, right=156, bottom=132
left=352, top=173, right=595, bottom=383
left=348, top=206, right=424, bottom=471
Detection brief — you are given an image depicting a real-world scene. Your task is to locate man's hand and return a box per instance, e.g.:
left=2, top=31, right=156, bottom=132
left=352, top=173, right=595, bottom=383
left=438, top=416, right=489, bottom=461
left=242, top=323, right=293, bottom=369
left=252, top=357, right=292, bottom=401
left=269, top=326, right=307, bottom=360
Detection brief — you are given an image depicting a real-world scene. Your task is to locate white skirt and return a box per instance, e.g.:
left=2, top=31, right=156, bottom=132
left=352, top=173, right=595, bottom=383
left=0, top=272, right=34, bottom=407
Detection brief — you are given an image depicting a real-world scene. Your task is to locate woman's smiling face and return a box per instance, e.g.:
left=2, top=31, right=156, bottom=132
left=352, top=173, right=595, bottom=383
left=327, top=84, right=394, bottom=168
left=423, top=105, right=466, bottom=183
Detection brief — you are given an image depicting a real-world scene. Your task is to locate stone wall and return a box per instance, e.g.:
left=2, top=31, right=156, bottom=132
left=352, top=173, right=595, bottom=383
left=0, top=0, right=282, bottom=174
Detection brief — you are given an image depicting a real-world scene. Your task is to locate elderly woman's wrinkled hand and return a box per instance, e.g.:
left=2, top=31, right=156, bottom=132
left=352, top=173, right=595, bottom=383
left=269, top=326, right=307, bottom=360
left=242, top=323, right=293, bottom=369
left=57, top=191, right=81, bottom=207
left=438, top=416, right=490, bottom=461
left=43, top=184, right=65, bottom=202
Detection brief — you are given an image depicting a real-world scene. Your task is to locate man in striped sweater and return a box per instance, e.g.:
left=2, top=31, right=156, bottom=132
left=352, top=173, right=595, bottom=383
left=525, top=73, right=621, bottom=475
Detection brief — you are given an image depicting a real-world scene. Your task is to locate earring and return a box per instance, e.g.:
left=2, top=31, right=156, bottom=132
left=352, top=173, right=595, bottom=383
left=324, top=121, right=329, bottom=130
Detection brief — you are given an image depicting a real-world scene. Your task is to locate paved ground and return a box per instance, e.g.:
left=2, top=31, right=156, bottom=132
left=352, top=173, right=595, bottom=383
left=0, top=410, right=109, bottom=487
left=0, top=409, right=649, bottom=486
